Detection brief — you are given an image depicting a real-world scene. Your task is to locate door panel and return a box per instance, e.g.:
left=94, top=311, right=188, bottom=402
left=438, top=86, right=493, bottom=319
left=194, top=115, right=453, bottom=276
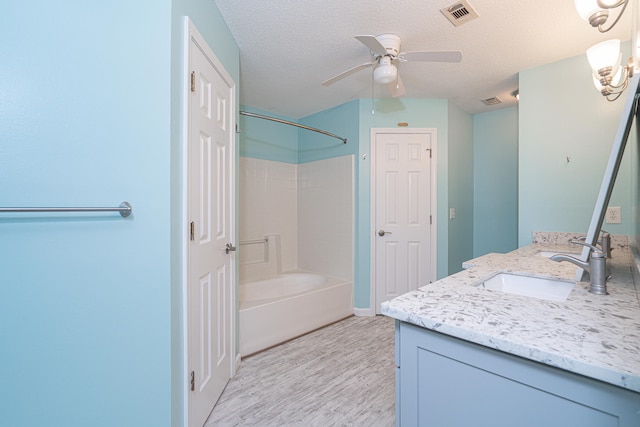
left=374, top=131, right=433, bottom=313
left=187, top=23, right=235, bottom=427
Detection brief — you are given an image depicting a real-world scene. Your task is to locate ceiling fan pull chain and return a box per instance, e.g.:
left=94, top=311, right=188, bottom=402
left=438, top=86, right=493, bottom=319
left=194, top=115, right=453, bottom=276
left=371, top=67, right=375, bottom=114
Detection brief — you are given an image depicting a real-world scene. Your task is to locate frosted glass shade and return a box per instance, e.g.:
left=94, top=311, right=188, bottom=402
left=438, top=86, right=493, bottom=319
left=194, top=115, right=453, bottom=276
left=587, top=39, right=621, bottom=72
left=574, top=0, right=603, bottom=22
left=374, top=57, right=397, bottom=84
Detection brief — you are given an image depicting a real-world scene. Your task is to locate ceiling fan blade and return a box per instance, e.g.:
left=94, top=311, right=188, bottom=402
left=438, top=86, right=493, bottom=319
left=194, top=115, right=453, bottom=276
left=355, top=35, right=387, bottom=56
left=390, top=74, right=406, bottom=98
left=399, top=50, right=462, bottom=63
left=322, top=61, right=375, bottom=86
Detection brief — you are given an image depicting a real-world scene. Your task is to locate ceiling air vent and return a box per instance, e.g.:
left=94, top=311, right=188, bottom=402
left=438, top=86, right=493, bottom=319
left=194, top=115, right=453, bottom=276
left=481, top=96, right=503, bottom=106
left=441, top=1, right=479, bottom=27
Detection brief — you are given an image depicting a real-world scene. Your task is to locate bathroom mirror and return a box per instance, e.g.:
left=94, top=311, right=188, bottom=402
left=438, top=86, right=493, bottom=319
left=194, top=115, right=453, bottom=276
left=578, top=73, right=640, bottom=279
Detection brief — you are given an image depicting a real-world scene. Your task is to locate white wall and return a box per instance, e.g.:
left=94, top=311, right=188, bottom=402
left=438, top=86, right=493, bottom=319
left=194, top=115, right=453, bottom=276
left=298, top=156, right=354, bottom=280
left=239, top=156, right=354, bottom=281
left=239, top=158, right=298, bottom=272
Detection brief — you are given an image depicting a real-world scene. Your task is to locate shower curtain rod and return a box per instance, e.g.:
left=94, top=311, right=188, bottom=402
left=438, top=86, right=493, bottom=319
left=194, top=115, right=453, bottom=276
left=239, top=111, right=347, bottom=144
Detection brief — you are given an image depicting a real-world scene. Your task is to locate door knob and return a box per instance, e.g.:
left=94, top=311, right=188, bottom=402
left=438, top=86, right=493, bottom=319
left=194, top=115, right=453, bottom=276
left=378, top=230, right=392, bottom=237
left=225, top=243, right=236, bottom=254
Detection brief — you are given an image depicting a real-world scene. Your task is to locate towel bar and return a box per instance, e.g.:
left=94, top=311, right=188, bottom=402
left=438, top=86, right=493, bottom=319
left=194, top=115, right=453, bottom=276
left=0, top=201, right=133, bottom=217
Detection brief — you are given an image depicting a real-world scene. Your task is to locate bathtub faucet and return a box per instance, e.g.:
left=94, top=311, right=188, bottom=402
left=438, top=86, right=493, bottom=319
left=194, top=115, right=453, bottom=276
left=550, top=239, right=607, bottom=295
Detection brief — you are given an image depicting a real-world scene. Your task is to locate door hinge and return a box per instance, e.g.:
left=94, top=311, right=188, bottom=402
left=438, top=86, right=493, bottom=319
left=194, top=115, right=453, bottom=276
left=430, top=215, right=432, bottom=225
left=426, top=148, right=432, bottom=158
left=190, top=221, right=195, bottom=241
left=190, top=71, right=195, bottom=92
left=190, top=371, right=195, bottom=391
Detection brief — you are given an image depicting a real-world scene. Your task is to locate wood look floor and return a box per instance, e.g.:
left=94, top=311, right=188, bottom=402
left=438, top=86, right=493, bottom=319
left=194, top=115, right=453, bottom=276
left=205, top=315, right=396, bottom=426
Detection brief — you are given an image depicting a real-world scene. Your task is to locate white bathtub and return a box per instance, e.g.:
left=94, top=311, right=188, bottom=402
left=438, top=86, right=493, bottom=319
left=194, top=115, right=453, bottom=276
left=239, top=272, right=353, bottom=356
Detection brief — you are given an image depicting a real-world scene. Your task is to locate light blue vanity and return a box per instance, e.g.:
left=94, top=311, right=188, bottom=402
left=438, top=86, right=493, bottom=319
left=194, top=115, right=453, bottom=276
left=382, top=233, right=640, bottom=426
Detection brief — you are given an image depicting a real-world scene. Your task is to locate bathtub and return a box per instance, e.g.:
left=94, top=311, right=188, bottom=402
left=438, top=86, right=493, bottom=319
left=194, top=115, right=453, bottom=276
left=239, top=272, right=353, bottom=356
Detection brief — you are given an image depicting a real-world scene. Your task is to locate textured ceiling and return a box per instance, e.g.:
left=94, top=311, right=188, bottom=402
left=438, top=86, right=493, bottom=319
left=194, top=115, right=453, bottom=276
left=213, top=0, right=632, bottom=118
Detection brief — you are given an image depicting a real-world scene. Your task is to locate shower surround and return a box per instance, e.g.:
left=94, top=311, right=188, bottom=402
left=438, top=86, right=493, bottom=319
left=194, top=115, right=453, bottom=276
left=238, top=155, right=354, bottom=355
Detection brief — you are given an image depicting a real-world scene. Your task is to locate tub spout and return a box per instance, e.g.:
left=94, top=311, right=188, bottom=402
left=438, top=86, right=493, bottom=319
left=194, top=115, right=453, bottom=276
left=550, top=239, right=607, bottom=295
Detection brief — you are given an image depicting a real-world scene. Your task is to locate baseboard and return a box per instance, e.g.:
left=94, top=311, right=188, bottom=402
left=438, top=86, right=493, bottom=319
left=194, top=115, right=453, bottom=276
left=353, top=307, right=375, bottom=317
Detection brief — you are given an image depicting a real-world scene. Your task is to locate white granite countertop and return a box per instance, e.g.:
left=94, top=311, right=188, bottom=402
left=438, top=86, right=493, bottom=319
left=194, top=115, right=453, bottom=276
left=381, top=233, right=640, bottom=393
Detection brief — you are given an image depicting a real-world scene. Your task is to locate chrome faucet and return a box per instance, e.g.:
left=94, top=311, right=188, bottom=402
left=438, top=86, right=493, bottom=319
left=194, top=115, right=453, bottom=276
left=576, top=230, right=612, bottom=258
left=550, top=240, right=608, bottom=295
left=599, top=230, right=612, bottom=259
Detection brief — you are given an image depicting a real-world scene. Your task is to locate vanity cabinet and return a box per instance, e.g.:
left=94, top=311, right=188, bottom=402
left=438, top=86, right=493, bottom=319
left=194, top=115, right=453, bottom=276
left=395, top=321, right=640, bottom=427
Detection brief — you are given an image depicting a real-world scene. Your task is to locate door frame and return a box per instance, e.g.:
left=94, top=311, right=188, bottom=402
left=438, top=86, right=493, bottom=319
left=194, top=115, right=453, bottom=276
left=369, top=128, right=437, bottom=313
left=182, top=17, right=237, bottom=426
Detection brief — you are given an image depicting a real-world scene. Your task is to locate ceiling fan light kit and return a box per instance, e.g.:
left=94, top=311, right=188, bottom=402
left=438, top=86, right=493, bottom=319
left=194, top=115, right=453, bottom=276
left=321, top=33, right=462, bottom=99
left=373, top=57, right=397, bottom=84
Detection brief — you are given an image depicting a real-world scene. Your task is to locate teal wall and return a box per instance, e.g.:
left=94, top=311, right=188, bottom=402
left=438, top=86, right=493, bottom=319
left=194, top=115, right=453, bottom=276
left=239, top=102, right=358, bottom=164
left=519, top=47, right=632, bottom=246
left=298, top=100, right=359, bottom=163
left=1, top=2, right=172, bottom=426
left=0, top=1, right=239, bottom=426
left=473, top=107, right=519, bottom=256
left=239, top=106, right=299, bottom=163
left=447, top=103, right=475, bottom=274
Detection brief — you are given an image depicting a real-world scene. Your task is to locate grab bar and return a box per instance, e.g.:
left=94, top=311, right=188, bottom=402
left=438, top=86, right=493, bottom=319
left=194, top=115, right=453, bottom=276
left=0, top=201, right=133, bottom=218
left=239, top=237, right=268, bottom=245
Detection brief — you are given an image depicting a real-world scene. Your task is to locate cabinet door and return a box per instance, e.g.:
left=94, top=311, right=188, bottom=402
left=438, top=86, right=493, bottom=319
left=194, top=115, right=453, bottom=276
left=396, top=322, right=640, bottom=427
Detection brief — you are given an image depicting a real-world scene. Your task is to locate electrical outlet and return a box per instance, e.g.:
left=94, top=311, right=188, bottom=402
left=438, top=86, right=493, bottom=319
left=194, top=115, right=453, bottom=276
left=606, top=206, right=621, bottom=224
left=449, top=208, right=456, bottom=219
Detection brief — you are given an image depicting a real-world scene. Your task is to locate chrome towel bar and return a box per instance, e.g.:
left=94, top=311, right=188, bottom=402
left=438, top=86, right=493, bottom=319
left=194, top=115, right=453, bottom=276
left=0, top=201, right=133, bottom=218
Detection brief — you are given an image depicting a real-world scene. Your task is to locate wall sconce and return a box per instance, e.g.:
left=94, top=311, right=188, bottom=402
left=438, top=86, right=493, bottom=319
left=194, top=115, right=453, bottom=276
left=586, top=38, right=634, bottom=100
left=574, top=0, right=630, bottom=32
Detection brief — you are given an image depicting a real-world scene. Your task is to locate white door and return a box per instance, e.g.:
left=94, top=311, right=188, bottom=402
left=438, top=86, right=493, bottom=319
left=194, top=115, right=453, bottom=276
left=186, top=21, right=235, bottom=427
left=373, top=130, right=435, bottom=313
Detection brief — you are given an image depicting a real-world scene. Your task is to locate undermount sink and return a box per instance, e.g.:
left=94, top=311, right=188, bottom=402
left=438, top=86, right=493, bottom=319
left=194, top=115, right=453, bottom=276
left=476, top=272, right=575, bottom=302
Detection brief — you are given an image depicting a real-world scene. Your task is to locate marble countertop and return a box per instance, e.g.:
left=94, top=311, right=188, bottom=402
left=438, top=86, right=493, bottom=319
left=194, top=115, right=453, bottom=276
left=381, top=234, right=640, bottom=393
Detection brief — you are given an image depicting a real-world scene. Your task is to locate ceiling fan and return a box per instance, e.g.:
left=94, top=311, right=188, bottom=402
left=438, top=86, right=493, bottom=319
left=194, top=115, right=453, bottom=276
left=321, top=34, right=462, bottom=97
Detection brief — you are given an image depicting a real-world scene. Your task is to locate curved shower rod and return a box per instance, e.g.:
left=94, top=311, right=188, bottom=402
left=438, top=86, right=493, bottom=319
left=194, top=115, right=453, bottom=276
left=239, top=111, right=347, bottom=144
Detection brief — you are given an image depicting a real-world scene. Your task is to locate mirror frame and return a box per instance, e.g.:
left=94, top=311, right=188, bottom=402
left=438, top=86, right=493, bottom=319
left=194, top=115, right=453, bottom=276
left=578, top=73, right=640, bottom=280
